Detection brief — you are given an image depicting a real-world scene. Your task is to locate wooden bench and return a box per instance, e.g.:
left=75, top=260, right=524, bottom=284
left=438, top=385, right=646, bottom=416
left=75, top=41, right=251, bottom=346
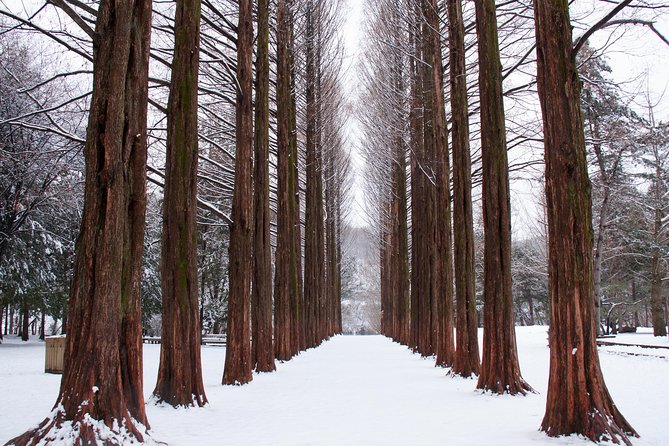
left=142, top=336, right=226, bottom=346
left=596, top=339, right=669, bottom=350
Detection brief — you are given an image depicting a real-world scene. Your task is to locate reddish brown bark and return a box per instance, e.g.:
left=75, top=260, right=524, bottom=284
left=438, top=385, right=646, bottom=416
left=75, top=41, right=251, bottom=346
left=448, top=0, right=480, bottom=378
left=475, top=0, right=531, bottom=395
left=251, top=0, right=276, bottom=373
left=534, top=0, right=637, bottom=442
left=7, top=0, right=152, bottom=443
left=273, top=0, right=292, bottom=361
left=408, top=0, right=434, bottom=356
left=274, top=0, right=302, bottom=361
left=153, top=0, right=207, bottom=407
left=223, top=0, right=254, bottom=386
left=304, top=0, right=326, bottom=349
left=289, top=35, right=304, bottom=355
left=422, top=0, right=455, bottom=368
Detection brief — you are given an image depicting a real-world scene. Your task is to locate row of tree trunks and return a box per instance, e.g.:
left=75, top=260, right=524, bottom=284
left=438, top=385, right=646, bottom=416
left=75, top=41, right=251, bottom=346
left=474, top=0, right=531, bottom=395
left=8, top=0, right=153, bottom=442
left=303, top=0, right=335, bottom=351
left=381, top=19, right=410, bottom=343
left=0, top=302, right=48, bottom=341
left=153, top=0, right=207, bottom=407
left=533, top=0, right=637, bottom=443
left=223, top=0, right=254, bottom=386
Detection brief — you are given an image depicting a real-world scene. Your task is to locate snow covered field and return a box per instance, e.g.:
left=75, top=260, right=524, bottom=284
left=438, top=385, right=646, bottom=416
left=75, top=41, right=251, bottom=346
left=1, top=326, right=667, bottom=445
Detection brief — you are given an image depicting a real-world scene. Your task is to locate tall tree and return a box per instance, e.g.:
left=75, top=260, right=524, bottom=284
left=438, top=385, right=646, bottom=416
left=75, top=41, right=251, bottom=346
left=153, top=0, right=207, bottom=407
left=424, top=0, right=455, bottom=368
left=274, top=0, right=301, bottom=361
left=448, top=0, right=480, bottom=378
left=534, top=0, right=637, bottom=442
left=252, top=0, right=276, bottom=372
left=640, top=107, right=669, bottom=338
left=7, top=0, right=153, bottom=442
left=223, top=0, right=254, bottom=386
left=475, top=0, right=531, bottom=395
left=304, top=0, right=326, bottom=349
left=408, top=0, right=429, bottom=355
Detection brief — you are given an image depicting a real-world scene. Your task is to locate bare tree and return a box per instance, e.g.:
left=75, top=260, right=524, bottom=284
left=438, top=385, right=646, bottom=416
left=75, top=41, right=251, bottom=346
left=7, top=0, right=153, bottom=442
left=252, top=0, right=276, bottom=373
left=223, top=0, right=254, bottom=386
left=447, top=0, right=480, bottom=378
left=153, top=0, right=207, bottom=407
left=475, top=0, right=531, bottom=395
left=534, top=0, right=637, bottom=442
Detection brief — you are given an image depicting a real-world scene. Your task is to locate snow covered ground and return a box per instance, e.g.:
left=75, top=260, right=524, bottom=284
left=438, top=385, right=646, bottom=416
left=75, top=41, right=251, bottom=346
left=1, top=326, right=667, bottom=445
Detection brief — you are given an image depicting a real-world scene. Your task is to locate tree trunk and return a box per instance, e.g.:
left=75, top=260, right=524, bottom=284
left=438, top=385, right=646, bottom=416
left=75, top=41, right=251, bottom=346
left=154, top=0, right=207, bottom=406
left=650, top=162, right=667, bottom=337
left=448, top=0, right=480, bottom=380
left=9, top=304, right=15, bottom=335
left=251, top=0, right=276, bottom=373
left=650, top=251, right=667, bottom=336
left=395, top=142, right=410, bottom=346
left=409, top=0, right=430, bottom=356
left=60, top=306, right=67, bottom=335
left=304, top=0, right=325, bottom=349
left=7, top=0, right=152, bottom=442
left=533, top=0, right=637, bottom=443
left=223, top=0, right=254, bottom=386
left=20, top=298, right=29, bottom=341
left=408, top=17, right=420, bottom=352
left=423, top=0, right=455, bottom=368
left=289, top=32, right=304, bottom=355
left=39, top=306, right=45, bottom=341
left=273, top=0, right=292, bottom=362
left=475, top=0, right=531, bottom=395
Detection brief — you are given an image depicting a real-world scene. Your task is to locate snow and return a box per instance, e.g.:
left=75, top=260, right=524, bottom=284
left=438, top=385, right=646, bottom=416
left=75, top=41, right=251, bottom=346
left=1, top=327, right=667, bottom=445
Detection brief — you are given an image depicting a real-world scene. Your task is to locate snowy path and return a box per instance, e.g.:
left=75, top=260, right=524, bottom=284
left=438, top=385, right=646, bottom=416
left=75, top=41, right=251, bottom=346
left=1, top=329, right=667, bottom=445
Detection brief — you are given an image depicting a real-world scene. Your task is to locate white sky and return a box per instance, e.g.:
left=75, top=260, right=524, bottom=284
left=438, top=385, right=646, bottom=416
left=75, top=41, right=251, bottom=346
left=341, top=0, right=367, bottom=228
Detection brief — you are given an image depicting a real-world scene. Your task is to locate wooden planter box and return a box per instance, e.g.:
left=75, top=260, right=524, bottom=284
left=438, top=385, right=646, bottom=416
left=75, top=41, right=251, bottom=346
left=45, top=336, right=66, bottom=374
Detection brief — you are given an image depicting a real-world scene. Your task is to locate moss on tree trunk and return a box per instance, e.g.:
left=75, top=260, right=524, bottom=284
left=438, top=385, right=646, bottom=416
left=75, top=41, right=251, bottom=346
left=534, top=0, right=637, bottom=443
